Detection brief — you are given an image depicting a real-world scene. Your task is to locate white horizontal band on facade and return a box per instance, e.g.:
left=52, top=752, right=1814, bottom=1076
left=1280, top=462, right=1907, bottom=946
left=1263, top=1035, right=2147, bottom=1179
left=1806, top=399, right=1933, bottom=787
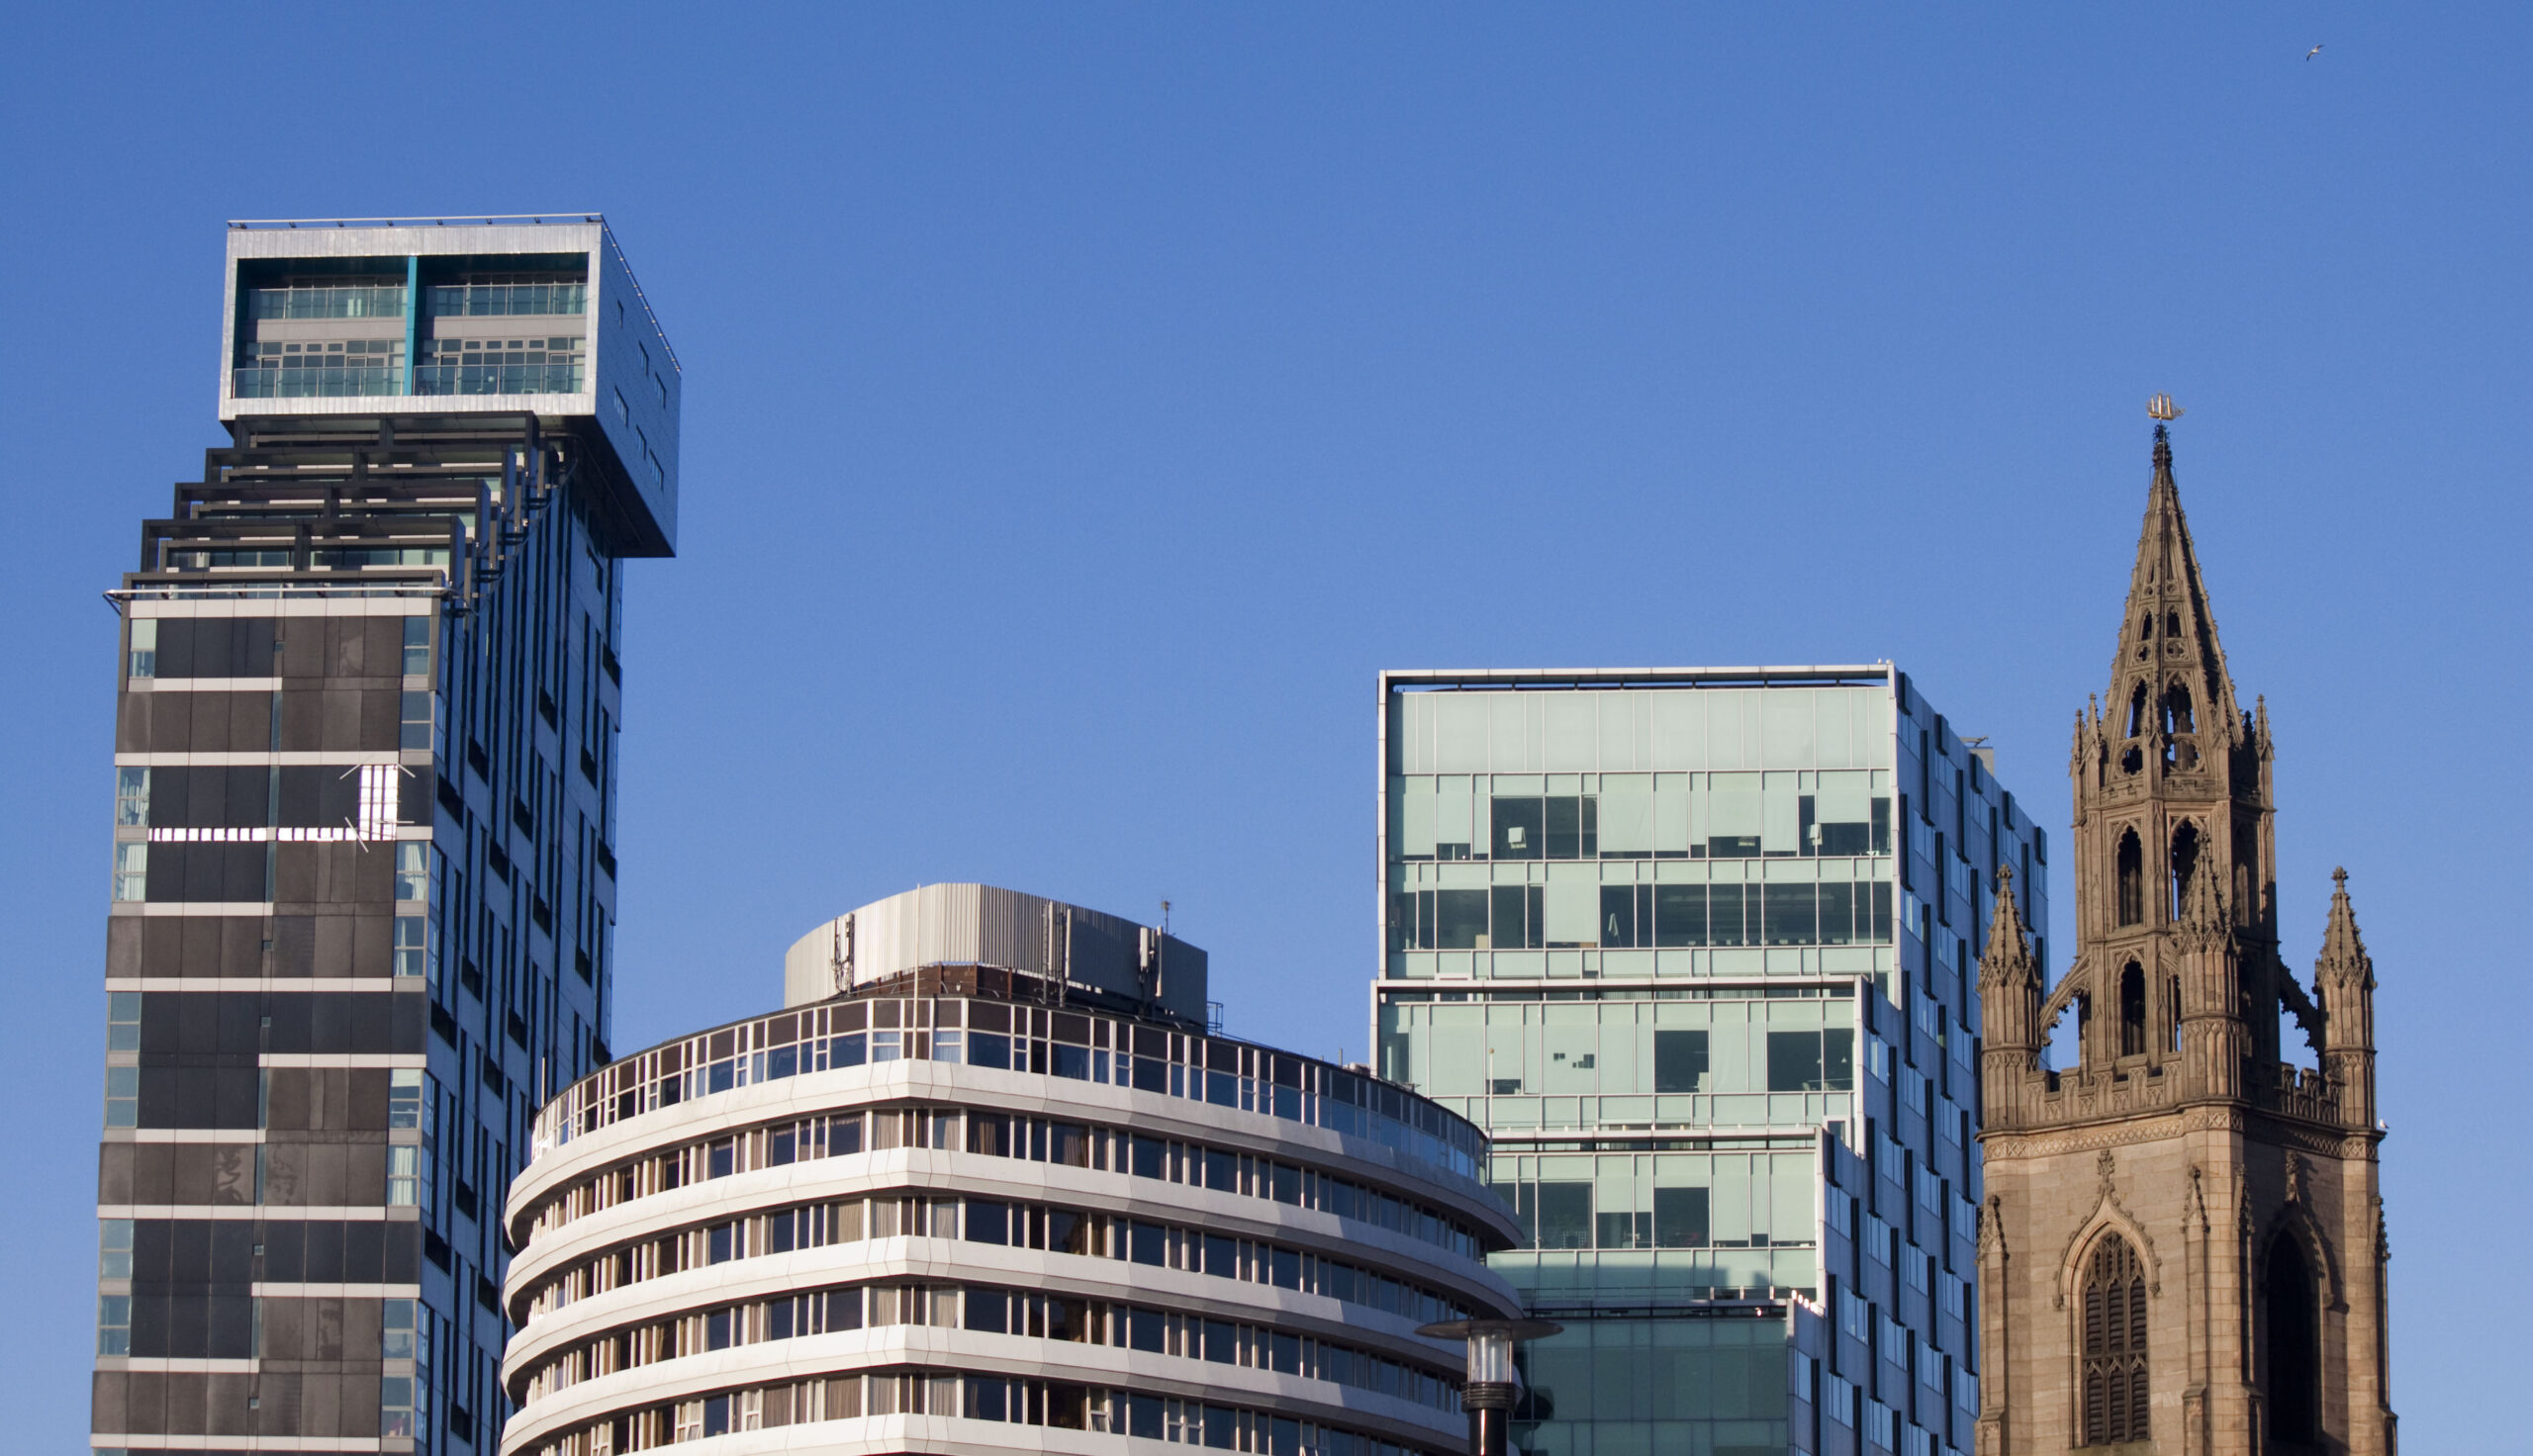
left=106, top=979, right=429, bottom=994
left=98, top=1204, right=415, bottom=1222
left=113, top=752, right=426, bottom=768
left=512, top=1061, right=1505, bottom=1250
left=500, top=1324, right=1462, bottom=1455
left=502, top=978, right=1517, bottom=1456
left=121, top=595, right=434, bottom=617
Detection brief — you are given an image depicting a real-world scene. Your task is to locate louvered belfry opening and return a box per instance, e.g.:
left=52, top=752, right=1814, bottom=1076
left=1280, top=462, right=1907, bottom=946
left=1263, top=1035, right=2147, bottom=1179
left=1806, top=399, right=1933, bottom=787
left=2082, top=1234, right=2151, bottom=1444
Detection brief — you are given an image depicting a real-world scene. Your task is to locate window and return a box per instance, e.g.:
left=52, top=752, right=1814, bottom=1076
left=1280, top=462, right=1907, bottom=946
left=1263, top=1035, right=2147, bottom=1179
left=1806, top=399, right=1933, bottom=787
left=2081, top=1234, right=2150, bottom=1444
left=1653, top=884, right=1706, bottom=946
left=388, top=1068, right=425, bottom=1128
left=106, top=992, right=141, bottom=1051
left=2118, top=963, right=2147, bottom=1056
left=396, top=842, right=429, bottom=903
left=1599, top=884, right=1651, bottom=948
left=394, top=915, right=431, bottom=981
left=1490, top=884, right=1544, bottom=950
left=386, top=1145, right=422, bottom=1206
left=1763, top=881, right=1818, bottom=945
left=399, top=691, right=433, bottom=751
left=1434, top=889, right=1488, bottom=950
left=1533, top=1183, right=1592, bottom=1249
left=1492, top=797, right=1544, bottom=860
left=1767, top=1029, right=1856, bottom=1092
left=2115, top=831, right=2143, bottom=926
left=1708, top=883, right=1747, bottom=947
left=2265, top=1237, right=2320, bottom=1442
left=100, top=1219, right=134, bottom=1279
left=2170, top=822, right=2201, bottom=920
left=128, top=619, right=157, bottom=679
left=97, top=1295, right=132, bottom=1356
left=1653, top=1186, right=1709, bottom=1247
left=401, top=616, right=430, bottom=677
left=383, top=1298, right=425, bottom=1360
left=1653, top=1030, right=1709, bottom=1093
left=115, top=768, right=149, bottom=827
left=380, top=1377, right=422, bottom=1437
left=103, top=1066, right=137, bottom=1128
left=112, top=843, right=146, bottom=902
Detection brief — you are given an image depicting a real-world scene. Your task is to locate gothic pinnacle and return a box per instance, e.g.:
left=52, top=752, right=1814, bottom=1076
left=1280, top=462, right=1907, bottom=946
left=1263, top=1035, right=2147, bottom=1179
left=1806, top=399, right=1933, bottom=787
left=1981, top=863, right=2037, bottom=987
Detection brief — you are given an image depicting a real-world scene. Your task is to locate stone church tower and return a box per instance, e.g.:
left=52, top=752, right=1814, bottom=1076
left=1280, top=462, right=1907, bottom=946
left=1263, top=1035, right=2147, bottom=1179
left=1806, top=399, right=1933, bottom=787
left=1973, top=426, right=2393, bottom=1455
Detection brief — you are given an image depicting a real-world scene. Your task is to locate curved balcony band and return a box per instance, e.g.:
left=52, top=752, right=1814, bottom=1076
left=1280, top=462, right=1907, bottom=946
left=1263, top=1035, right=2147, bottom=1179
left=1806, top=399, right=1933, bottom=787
left=503, top=890, right=1521, bottom=1456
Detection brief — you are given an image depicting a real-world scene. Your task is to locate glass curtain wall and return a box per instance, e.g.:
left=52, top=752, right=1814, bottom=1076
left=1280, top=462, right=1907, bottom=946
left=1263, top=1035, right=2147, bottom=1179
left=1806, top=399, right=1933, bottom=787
left=1374, top=673, right=2043, bottom=1456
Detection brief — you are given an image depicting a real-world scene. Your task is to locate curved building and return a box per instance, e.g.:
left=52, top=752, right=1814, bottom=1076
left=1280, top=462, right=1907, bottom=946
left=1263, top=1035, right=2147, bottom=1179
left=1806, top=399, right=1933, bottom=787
left=501, top=886, right=1522, bottom=1455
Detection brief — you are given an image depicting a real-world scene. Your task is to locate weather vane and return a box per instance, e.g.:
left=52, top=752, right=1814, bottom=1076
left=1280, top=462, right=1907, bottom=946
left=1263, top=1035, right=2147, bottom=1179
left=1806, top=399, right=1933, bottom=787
left=2147, top=393, right=2184, bottom=422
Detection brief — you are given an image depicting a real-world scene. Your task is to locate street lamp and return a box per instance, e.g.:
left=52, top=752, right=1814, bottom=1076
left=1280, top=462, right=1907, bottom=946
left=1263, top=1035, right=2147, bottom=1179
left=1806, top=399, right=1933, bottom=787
left=1417, top=1318, right=1562, bottom=1456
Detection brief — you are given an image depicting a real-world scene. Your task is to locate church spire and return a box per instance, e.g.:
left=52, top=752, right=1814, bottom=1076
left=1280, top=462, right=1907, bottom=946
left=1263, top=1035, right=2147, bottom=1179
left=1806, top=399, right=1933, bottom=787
left=2105, top=424, right=2241, bottom=768
left=2316, top=866, right=2379, bottom=1125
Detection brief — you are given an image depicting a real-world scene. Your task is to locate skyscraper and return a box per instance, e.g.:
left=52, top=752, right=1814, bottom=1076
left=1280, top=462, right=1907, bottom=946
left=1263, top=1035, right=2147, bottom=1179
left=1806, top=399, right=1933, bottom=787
left=91, top=217, right=680, bottom=1456
left=1972, top=426, right=2394, bottom=1453
left=1374, top=668, right=2044, bottom=1456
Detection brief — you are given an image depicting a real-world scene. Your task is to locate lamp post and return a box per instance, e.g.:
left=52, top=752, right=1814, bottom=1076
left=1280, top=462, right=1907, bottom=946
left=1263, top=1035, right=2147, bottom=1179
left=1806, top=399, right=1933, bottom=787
left=1417, top=1318, right=1562, bottom=1456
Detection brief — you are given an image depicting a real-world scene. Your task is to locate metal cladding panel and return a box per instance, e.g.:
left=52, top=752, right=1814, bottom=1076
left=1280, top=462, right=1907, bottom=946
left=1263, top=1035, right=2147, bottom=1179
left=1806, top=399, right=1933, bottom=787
left=590, top=232, right=681, bottom=554
left=780, top=884, right=1209, bottom=1015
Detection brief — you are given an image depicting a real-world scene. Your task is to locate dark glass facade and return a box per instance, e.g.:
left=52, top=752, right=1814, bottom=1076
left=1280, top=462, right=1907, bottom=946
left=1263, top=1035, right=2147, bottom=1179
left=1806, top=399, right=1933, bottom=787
left=91, top=219, right=679, bottom=1456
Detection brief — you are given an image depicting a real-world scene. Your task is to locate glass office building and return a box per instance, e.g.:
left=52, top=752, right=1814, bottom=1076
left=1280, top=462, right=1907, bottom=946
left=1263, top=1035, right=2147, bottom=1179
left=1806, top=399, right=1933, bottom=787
left=1372, top=669, right=2045, bottom=1456
left=90, top=218, right=680, bottom=1456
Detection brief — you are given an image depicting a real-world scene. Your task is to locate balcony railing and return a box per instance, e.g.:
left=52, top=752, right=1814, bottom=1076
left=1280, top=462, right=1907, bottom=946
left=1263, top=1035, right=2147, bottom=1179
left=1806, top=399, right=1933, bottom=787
left=415, top=362, right=585, bottom=396
left=247, top=284, right=407, bottom=319
left=426, top=282, right=587, bottom=318
left=233, top=365, right=403, bottom=399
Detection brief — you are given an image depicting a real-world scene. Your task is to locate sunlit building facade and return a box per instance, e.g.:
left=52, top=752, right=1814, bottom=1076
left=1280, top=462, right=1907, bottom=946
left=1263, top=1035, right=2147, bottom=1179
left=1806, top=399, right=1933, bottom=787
left=1372, top=669, right=2044, bottom=1456
left=90, top=217, right=681, bottom=1456
left=500, top=885, right=1523, bottom=1455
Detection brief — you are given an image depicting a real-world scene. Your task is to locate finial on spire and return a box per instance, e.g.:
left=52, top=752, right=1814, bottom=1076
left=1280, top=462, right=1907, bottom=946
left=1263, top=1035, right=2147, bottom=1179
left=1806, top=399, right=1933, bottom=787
left=2317, top=865, right=2372, bottom=988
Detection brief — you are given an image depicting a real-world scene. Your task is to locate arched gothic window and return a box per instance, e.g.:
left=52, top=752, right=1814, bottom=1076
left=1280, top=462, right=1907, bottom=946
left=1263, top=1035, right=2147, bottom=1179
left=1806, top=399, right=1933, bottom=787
left=2116, top=831, right=2144, bottom=927
left=2165, top=975, right=2182, bottom=1052
left=2125, top=682, right=2150, bottom=738
left=2265, top=1236, right=2321, bottom=1442
left=2161, top=682, right=2195, bottom=735
left=2170, top=823, right=2202, bottom=922
left=2118, top=962, right=2147, bottom=1056
left=2082, top=1235, right=2151, bottom=1444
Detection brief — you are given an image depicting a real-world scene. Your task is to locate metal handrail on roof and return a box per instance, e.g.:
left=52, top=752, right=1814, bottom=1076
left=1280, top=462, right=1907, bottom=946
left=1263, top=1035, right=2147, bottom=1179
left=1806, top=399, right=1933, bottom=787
left=225, top=214, right=681, bottom=376
left=228, top=215, right=603, bottom=229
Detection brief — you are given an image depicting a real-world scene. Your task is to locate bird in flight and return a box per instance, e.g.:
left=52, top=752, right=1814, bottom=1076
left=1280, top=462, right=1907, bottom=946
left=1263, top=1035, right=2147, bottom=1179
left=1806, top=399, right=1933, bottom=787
left=2305, top=44, right=2323, bottom=60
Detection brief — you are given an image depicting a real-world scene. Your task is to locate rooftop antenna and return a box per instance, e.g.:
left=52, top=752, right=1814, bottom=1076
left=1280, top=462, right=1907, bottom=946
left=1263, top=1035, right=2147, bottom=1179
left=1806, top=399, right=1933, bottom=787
left=2147, top=393, right=2184, bottom=422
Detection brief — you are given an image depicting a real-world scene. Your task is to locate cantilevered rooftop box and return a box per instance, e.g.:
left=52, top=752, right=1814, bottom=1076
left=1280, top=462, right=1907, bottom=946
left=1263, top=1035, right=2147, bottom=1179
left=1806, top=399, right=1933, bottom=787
left=220, top=216, right=681, bottom=555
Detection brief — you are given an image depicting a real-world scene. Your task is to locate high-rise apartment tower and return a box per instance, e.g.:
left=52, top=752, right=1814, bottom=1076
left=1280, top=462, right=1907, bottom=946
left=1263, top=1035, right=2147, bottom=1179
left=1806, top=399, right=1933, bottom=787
left=90, top=217, right=681, bottom=1456
left=1375, top=668, right=2043, bottom=1456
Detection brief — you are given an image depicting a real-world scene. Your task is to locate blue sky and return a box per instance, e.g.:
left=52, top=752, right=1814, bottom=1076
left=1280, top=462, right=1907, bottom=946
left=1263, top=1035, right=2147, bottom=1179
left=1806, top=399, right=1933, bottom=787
left=3, top=4, right=2523, bottom=1447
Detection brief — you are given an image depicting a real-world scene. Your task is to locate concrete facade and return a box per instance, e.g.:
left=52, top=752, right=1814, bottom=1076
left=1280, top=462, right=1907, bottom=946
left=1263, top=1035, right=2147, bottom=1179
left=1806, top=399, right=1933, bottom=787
left=502, top=891, right=1523, bottom=1456
left=1973, top=427, right=2393, bottom=1456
